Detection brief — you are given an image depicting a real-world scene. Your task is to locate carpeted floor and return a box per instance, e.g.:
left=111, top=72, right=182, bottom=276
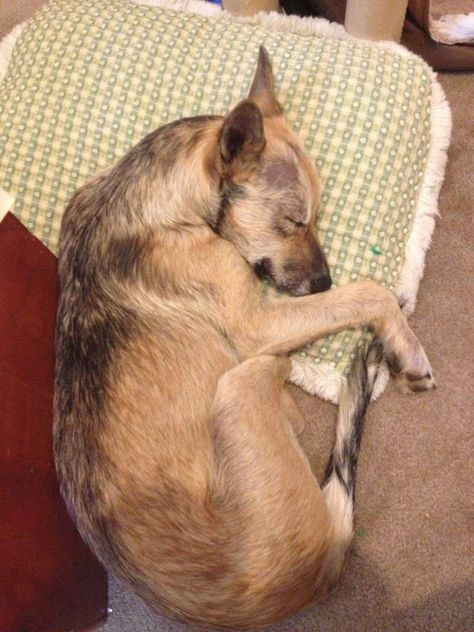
left=95, top=71, right=474, bottom=632
left=1, top=4, right=473, bottom=632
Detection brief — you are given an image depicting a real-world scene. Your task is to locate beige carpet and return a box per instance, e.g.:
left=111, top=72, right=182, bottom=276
left=1, top=4, right=472, bottom=631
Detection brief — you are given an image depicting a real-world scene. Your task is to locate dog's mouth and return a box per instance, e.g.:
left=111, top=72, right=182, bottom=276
left=254, top=258, right=306, bottom=296
left=254, top=257, right=274, bottom=283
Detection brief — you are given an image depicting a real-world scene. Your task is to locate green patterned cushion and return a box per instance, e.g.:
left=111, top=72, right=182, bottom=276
left=0, top=0, right=435, bottom=393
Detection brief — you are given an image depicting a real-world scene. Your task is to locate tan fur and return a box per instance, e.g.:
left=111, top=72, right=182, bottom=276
left=54, top=47, right=435, bottom=630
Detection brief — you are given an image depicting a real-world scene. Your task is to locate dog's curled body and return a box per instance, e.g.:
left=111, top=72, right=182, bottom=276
left=55, top=118, right=334, bottom=627
left=54, top=49, right=435, bottom=629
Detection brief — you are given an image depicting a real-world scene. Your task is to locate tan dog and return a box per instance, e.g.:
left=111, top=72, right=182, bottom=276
left=54, top=47, right=435, bottom=630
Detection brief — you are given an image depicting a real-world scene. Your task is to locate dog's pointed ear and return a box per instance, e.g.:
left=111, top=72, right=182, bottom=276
left=248, top=45, right=282, bottom=117
left=220, top=100, right=265, bottom=169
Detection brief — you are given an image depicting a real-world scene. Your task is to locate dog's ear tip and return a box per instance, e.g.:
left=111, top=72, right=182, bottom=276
left=249, top=46, right=282, bottom=117
left=258, top=44, right=270, bottom=62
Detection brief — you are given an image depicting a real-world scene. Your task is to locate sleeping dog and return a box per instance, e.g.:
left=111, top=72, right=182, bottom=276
left=54, top=47, right=435, bottom=629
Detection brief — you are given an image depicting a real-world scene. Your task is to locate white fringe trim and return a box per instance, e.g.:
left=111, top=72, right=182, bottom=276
left=395, top=80, right=452, bottom=315
left=0, top=23, right=26, bottom=83
left=289, top=358, right=346, bottom=403
left=0, top=0, right=452, bottom=403
left=289, top=352, right=390, bottom=405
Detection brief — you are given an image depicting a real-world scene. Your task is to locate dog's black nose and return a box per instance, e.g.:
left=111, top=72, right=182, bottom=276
left=309, top=273, right=332, bottom=294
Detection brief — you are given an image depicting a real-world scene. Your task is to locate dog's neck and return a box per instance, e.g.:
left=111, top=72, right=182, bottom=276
left=131, top=117, right=224, bottom=233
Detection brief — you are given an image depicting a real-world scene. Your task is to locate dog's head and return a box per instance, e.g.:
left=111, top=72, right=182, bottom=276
left=212, top=46, right=331, bottom=296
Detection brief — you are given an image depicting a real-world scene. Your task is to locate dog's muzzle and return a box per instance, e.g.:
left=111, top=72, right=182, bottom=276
left=254, top=258, right=332, bottom=295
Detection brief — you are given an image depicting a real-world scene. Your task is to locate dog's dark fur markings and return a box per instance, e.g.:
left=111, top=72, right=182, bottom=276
left=54, top=47, right=435, bottom=630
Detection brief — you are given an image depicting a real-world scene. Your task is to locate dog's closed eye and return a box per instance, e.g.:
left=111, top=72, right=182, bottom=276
left=285, top=216, right=305, bottom=228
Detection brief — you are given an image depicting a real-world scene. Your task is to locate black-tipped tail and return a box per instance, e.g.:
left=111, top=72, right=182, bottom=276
left=322, top=338, right=383, bottom=550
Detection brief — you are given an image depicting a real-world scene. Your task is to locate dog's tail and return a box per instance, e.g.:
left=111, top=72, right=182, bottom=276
left=322, top=338, right=383, bottom=578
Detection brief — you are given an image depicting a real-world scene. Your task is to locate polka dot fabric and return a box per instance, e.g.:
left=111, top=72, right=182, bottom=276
left=0, top=0, right=432, bottom=377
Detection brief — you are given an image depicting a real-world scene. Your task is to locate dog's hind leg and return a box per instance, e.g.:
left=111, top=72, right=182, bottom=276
left=207, top=354, right=371, bottom=626
left=209, top=354, right=329, bottom=617
left=211, top=355, right=315, bottom=504
left=208, top=355, right=335, bottom=625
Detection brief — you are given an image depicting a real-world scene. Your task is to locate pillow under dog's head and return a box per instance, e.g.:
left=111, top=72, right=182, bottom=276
left=0, top=0, right=449, bottom=400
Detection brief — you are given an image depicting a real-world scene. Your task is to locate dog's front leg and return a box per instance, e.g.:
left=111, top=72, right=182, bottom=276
left=240, top=280, right=435, bottom=394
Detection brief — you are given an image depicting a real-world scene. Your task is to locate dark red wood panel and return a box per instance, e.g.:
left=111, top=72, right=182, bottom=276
left=0, top=212, right=108, bottom=632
